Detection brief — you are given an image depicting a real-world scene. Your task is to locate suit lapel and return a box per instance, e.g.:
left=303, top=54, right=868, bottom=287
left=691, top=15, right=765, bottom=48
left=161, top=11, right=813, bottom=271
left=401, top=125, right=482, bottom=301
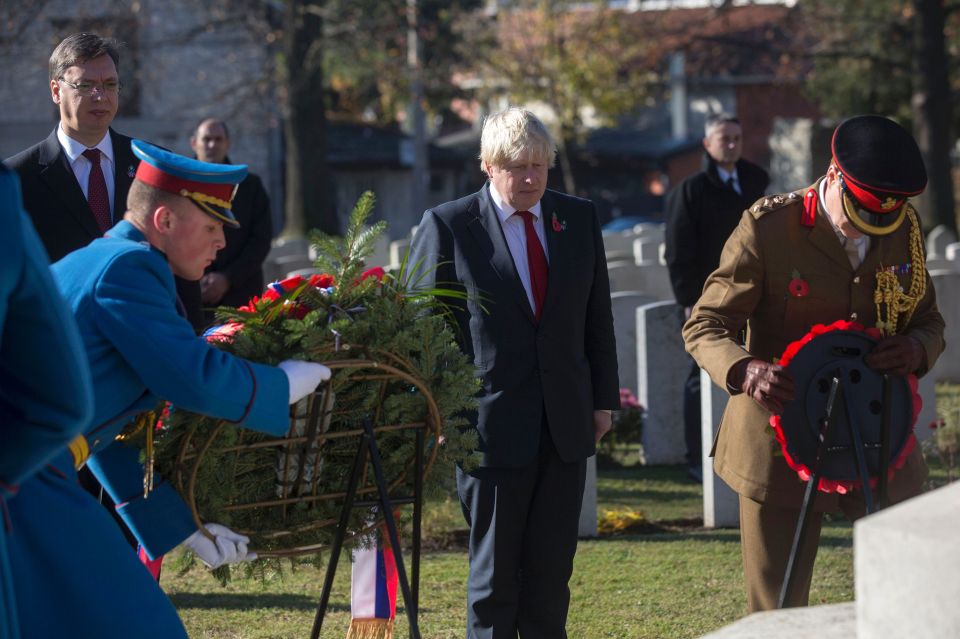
left=37, top=128, right=102, bottom=240
left=540, top=191, right=563, bottom=319
left=112, top=131, right=138, bottom=221
left=467, top=185, right=537, bottom=324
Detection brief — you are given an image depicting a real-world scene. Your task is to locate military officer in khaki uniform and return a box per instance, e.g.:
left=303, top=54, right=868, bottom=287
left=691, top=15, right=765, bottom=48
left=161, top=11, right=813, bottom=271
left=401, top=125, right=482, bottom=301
left=683, top=115, right=945, bottom=611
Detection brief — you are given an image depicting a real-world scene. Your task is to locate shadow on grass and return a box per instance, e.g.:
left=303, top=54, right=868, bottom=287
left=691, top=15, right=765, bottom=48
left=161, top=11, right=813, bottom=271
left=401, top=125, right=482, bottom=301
left=168, top=592, right=343, bottom=612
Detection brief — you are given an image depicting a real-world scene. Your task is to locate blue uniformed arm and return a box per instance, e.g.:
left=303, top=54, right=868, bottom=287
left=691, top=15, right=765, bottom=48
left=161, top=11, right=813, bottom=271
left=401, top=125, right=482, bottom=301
left=0, top=171, right=93, bottom=490
left=85, top=444, right=195, bottom=558
left=86, top=247, right=291, bottom=557
left=94, top=248, right=289, bottom=433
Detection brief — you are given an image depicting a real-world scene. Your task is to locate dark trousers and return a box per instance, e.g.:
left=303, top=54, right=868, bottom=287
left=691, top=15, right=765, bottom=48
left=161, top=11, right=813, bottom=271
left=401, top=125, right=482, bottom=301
left=683, top=359, right=702, bottom=469
left=457, top=422, right=587, bottom=639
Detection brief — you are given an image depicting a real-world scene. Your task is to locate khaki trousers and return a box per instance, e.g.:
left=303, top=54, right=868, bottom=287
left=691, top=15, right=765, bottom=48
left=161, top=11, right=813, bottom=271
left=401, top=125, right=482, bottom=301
left=739, top=474, right=922, bottom=612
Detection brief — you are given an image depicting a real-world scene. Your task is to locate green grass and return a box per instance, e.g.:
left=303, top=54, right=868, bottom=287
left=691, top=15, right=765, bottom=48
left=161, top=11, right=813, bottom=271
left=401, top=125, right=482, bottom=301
left=164, top=464, right=859, bottom=638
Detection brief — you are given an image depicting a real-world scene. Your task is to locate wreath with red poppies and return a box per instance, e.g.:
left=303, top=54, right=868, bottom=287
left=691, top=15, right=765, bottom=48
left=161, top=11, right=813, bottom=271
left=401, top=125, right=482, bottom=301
left=769, top=319, right=921, bottom=494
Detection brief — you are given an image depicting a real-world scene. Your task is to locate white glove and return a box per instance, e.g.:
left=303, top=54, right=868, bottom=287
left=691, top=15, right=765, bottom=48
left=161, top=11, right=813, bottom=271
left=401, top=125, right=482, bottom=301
left=278, top=359, right=332, bottom=404
left=183, top=523, right=257, bottom=569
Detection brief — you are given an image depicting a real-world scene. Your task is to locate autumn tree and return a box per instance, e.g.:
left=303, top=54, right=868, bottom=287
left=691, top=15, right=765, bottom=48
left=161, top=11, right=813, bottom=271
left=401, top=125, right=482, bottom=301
left=800, top=0, right=960, bottom=234
left=459, top=0, right=658, bottom=195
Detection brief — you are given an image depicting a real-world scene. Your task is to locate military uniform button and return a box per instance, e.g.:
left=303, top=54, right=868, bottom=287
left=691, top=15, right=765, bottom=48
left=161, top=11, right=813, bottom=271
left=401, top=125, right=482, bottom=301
left=92, top=439, right=101, bottom=447
left=853, top=276, right=860, bottom=284
left=850, top=312, right=858, bottom=320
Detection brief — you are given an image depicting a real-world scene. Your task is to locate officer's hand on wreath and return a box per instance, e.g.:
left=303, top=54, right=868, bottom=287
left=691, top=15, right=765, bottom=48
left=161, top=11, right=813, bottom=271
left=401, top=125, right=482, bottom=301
left=278, top=360, right=332, bottom=404
left=730, top=358, right=795, bottom=415
left=183, top=523, right=257, bottom=569
left=864, top=334, right=925, bottom=377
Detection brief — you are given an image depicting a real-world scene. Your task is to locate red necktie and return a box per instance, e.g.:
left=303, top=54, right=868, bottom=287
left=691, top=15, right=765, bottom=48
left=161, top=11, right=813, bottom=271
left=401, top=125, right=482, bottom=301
left=516, top=210, right=548, bottom=322
left=82, top=148, right=112, bottom=233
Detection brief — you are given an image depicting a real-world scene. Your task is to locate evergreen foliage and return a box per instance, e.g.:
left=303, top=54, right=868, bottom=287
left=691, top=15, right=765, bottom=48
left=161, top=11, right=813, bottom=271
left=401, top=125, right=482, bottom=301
left=151, top=192, right=480, bottom=582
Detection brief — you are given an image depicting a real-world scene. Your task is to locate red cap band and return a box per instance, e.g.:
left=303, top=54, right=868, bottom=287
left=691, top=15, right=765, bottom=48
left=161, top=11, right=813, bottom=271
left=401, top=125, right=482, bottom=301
left=837, top=172, right=905, bottom=214
left=135, top=162, right=234, bottom=203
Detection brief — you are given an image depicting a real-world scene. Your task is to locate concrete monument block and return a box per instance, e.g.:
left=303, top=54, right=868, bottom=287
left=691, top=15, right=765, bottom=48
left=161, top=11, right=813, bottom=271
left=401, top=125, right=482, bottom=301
left=698, top=603, right=856, bottom=639
left=855, top=481, right=960, bottom=639
left=637, top=301, right=688, bottom=464
left=578, top=455, right=598, bottom=538
left=701, top=369, right=738, bottom=527
left=611, top=292, right=656, bottom=398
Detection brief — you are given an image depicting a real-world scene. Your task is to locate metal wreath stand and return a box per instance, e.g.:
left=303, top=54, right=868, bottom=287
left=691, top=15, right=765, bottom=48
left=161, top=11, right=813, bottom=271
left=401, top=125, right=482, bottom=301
left=772, top=329, right=915, bottom=609
left=173, top=350, right=441, bottom=639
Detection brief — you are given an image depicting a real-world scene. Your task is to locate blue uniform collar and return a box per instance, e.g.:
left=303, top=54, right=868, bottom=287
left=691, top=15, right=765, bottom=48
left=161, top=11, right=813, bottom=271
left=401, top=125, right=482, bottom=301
left=104, top=219, right=169, bottom=259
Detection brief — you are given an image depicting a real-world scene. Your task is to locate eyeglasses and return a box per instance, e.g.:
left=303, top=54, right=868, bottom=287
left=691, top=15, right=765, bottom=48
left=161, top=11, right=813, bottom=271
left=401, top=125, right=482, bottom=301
left=58, top=78, right=122, bottom=96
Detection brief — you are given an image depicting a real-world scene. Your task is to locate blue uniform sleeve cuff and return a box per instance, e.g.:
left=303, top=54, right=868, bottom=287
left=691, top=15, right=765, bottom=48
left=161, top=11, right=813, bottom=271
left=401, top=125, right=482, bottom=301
left=116, top=481, right=197, bottom=559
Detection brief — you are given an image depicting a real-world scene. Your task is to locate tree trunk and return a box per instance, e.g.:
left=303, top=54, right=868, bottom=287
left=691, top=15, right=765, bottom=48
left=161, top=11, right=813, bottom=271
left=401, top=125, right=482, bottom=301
left=556, top=131, right=578, bottom=196
left=282, top=1, right=339, bottom=237
left=911, top=0, right=956, bottom=235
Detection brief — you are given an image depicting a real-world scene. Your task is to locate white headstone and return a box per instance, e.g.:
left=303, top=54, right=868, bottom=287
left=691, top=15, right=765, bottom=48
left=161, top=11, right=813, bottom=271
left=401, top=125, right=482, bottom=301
left=915, top=269, right=960, bottom=444
left=637, top=300, right=688, bottom=464
left=926, top=225, right=957, bottom=259
left=632, top=237, right=661, bottom=266
left=701, top=368, right=739, bottom=527
left=603, top=229, right=640, bottom=262
left=607, top=262, right=645, bottom=294
left=578, top=455, right=598, bottom=538
left=368, top=234, right=391, bottom=270
left=389, top=238, right=411, bottom=270
left=856, top=481, right=960, bottom=639
left=944, top=241, right=960, bottom=265
left=611, top=292, right=657, bottom=397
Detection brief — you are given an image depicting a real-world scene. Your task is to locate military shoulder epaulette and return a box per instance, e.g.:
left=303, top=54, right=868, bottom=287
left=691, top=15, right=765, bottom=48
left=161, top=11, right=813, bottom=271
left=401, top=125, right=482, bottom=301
left=749, top=189, right=804, bottom=218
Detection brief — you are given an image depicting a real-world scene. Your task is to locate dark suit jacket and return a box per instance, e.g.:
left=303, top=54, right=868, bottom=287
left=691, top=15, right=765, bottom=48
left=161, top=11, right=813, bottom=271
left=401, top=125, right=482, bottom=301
left=664, top=154, right=770, bottom=308
left=409, top=185, right=619, bottom=468
left=206, top=169, right=273, bottom=308
left=5, top=127, right=138, bottom=263
left=5, top=128, right=209, bottom=332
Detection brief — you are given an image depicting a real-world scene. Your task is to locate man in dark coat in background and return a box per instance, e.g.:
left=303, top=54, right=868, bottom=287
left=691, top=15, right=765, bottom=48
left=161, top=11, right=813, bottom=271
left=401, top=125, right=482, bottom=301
left=190, top=118, right=273, bottom=323
left=664, top=113, right=770, bottom=481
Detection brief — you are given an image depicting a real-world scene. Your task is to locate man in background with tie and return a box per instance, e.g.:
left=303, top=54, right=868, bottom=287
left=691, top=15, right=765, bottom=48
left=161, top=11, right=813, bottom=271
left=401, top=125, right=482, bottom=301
left=6, top=32, right=208, bottom=332
left=409, top=107, right=619, bottom=638
left=4, top=32, right=200, bottom=547
left=6, top=33, right=135, bottom=263
left=664, top=113, right=770, bottom=482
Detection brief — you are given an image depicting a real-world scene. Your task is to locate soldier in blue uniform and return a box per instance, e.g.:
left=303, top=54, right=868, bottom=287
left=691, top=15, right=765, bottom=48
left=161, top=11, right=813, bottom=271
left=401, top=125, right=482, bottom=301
left=0, top=165, right=94, bottom=639
left=6, top=141, right=330, bottom=638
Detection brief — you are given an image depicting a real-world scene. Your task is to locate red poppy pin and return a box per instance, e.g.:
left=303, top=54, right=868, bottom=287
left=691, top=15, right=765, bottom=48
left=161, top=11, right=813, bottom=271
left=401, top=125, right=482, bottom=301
left=551, top=212, right=567, bottom=232
left=788, top=269, right=809, bottom=298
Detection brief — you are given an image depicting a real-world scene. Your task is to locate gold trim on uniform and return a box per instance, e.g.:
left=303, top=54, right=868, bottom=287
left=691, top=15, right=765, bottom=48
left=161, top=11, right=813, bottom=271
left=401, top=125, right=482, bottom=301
left=873, top=204, right=926, bottom=336
left=68, top=434, right=90, bottom=470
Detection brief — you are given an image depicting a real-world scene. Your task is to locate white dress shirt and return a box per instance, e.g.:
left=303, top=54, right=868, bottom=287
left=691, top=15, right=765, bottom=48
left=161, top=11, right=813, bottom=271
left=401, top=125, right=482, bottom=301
left=57, top=126, right=116, bottom=216
left=489, top=183, right=550, bottom=314
left=717, top=166, right=741, bottom=195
